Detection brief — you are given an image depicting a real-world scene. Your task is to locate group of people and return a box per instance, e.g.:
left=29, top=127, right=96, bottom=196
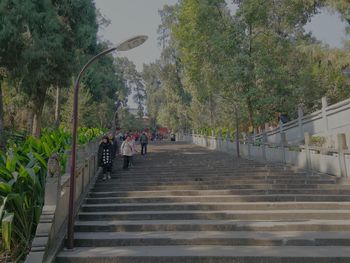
left=97, top=131, right=149, bottom=180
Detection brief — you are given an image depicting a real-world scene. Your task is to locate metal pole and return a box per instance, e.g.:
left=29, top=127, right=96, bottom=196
left=67, top=47, right=117, bottom=249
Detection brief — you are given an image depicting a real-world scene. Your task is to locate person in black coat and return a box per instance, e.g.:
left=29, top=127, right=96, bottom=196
left=98, top=135, right=113, bottom=180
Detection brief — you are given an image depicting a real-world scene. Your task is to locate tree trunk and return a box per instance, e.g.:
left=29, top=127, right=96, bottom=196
left=54, top=86, right=61, bottom=129
left=111, top=101, right=121, bottom=136
left=246, top=22, right=255, bottom=130
left=235, top=106, right=240, bottom=158
left=27, top=109, right=34, bottom=135
left=0, top=81, right=6, bottom=151
left=209, top=95, right=214, bottom=127
left=247, top=97, right=254, bottom=129
left=31, top=95, right=46, bottom=138
left=111, top=110, right=118, bottom=136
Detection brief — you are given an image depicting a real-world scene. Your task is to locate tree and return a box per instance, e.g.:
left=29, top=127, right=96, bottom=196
left=0, top=0, right=100, bottom=138
left=0, top=0, right=30, bottom=147
left=142, top=62, right=163, bottom=129
left=116, top=57, right=145, bottom=118
left=119, top=109, right=144, bottom=132
left=154, top=4, right=192, bottom=132
left=51, top=0, right=99, bottom=129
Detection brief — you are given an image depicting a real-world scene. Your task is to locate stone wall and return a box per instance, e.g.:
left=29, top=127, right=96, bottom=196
left=179, top=132, right=350, bottom=179
left=253, top=97, right=350, bottom=148
left=25, top=138, right=101, bottom=263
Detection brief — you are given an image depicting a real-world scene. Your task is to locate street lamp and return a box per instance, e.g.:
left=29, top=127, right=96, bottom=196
left=67, top=35, right=148, bottom=249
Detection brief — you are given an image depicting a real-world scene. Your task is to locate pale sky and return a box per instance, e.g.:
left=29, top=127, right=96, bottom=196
left=94, top=0, right=349, bottom=107
left=95, top=0, right=178, bottom=71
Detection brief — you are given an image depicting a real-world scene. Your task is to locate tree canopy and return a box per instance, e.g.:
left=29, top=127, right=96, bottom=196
left=143, top=0, right=350, bottom=134
left=0, top=0, right=131, bottom=144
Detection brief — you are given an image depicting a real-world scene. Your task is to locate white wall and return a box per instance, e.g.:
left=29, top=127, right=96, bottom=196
left=180, top=133, right=350, bottom=179
left=257, top=97, right=350, bottom=147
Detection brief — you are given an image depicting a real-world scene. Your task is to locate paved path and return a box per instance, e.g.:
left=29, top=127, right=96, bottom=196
left=56, top=142, right=350, bottom=262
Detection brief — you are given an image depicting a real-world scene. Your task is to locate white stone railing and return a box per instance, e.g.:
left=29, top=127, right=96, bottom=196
left=25, top=138, right=102, bottom=263
left=178, top=132, right=350, bottom=179
left=253, top=97, right=350, bottom=148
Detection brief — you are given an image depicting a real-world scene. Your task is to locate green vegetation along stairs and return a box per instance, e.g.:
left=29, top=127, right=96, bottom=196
left=56, top=142, right=350, bottom=262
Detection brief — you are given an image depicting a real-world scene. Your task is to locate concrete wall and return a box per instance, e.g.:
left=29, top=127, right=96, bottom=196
left=180, top=133, right=350, bottom=179
left=255, top=97, right=350, bottom=148
left=25, top=138, right=101, bottom=263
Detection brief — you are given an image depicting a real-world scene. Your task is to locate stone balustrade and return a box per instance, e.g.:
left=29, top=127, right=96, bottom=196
left=25, top=138, right=102, bottom=263
left=179, top=132, right=350, bottom=179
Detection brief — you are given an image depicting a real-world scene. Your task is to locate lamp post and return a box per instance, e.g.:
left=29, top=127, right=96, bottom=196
left=67, top=35, right=148, bottom=249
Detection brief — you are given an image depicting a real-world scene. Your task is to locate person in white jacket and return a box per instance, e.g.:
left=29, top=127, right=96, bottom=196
left=129, top=135, right=138, bottom=167
left=120, top=135, right=133, bottom=170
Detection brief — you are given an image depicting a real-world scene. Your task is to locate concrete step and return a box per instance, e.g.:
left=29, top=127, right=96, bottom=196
left=100, top=173, right=332, bottom=181
left=113, top=169, right=304, bottom=174
left=91, top=184, right=350, bottom=192
left=74, top=219, right=350, bottom=232
left=93, top=179, right=337, bottom=187
left=57, top=142, right=350, bottom=263
left=80, top=202, right=350, bottom=212
left=95, top=178, right=336, bottom=186
left=85, top=194, right=350, bottom=204
left=117, top=164, right=282, bottom=169
left=56, top=245, right=350, bottom=263
left=77, top=210, right=350, bottom=221
left=88, top=189, right=350, bottom=198
left=73, top=231, right=350, bottom=246
left=112, top=171, right=312, bottom=178
left=105, top=175, right=326, bottom=183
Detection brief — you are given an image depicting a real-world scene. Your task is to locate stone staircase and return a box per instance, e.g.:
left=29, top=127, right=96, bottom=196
left=56, top=142, right=350, bottom=262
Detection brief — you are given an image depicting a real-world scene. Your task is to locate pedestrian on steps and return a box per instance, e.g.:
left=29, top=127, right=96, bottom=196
left=108, top=132, right=118, bottom=159
left=140, top=132, right=149, bottom=155
left=129, top=135, right=138, bottom=167
left=98, top=135, right=113, bottom=180
left=120, top=135, right=133, bottom=170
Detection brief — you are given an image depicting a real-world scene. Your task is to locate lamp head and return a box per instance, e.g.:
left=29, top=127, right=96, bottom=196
left=116, top=35, right=148, bottom=52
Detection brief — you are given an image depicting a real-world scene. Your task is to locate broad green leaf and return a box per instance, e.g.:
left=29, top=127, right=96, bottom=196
left=2, top=212, right=14, bottom=250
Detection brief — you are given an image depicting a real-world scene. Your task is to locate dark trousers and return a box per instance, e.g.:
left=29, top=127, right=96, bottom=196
left=102, top=163, right=112, bottom=173
left=141, top=143, right=148, bottom=155
left=123, top=155, right=130, bottom=169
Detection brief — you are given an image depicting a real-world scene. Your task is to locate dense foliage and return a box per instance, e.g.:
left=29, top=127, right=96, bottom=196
left=0, top=0, right=135, bottom=261
left=0, top=0, right=133, bottom=147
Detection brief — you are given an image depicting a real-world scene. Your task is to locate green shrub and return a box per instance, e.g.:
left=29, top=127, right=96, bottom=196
left=310, top=136, right=326, bottom=147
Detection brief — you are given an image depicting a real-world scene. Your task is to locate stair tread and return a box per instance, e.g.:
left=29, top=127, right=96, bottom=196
left=74, top=219, right=350, bottom=226
left=73, top=231, right=350, bottom=239
left=86, top=194, right=350, bottom=200
left=58, top=142, right=350, bottom=262
left=81, top=201, right=350, bottom=207
left=90, top=191, right=350, bottom=195
left=78, top=209, right=350, bottom=215
left=56, top=245, right=350, bottom=258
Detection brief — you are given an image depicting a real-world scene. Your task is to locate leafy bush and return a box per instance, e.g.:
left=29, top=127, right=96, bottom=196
left=198, top=127, right=238, bottom=141
left=310, top=136, right=326, bottom=147
left=0, top=127, right=104, bottom=261
left=78, top=127, right=105, bottom=145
